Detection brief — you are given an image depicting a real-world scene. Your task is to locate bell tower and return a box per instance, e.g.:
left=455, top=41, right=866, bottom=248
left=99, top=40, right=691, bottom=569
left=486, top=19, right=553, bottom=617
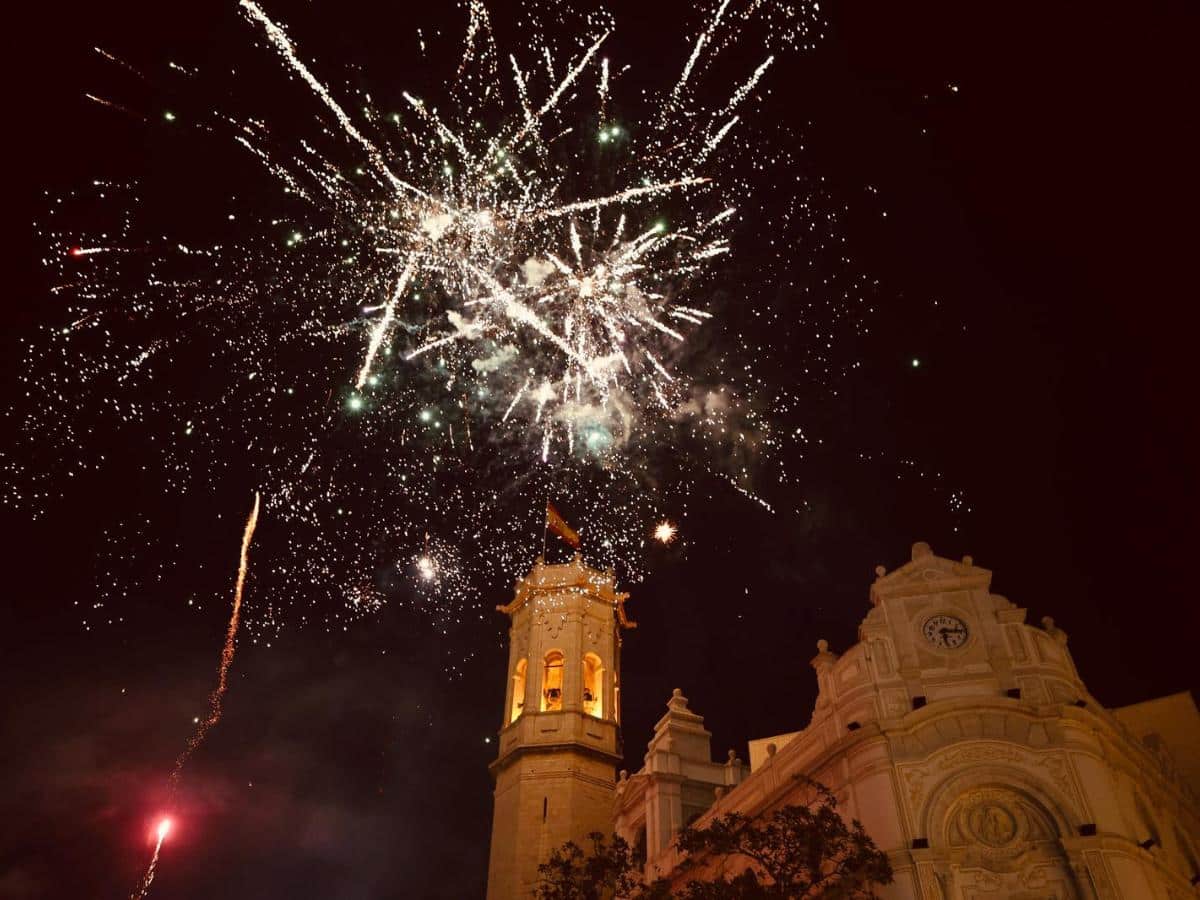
left=485, top=554, right=635, bottom=900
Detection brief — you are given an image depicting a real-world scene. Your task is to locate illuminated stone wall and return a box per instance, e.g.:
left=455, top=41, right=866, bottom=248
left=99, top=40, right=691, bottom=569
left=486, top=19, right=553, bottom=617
left=614, top=543, right=1200, bottom=899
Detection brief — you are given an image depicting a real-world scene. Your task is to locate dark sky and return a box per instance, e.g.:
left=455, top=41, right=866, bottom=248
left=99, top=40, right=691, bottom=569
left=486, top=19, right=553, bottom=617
left=5, top=2, right=1198, bottom=898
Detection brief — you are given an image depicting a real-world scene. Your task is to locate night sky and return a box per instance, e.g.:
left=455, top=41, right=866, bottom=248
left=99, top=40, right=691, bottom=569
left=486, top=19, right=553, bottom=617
left=5, top=2, right=1198, bottom=898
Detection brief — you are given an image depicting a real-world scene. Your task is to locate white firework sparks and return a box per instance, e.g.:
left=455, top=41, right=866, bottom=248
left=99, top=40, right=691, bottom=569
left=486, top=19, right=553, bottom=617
left=15, top=0, right=870, bottom=651
left=230, top=0, right=809, bottom=454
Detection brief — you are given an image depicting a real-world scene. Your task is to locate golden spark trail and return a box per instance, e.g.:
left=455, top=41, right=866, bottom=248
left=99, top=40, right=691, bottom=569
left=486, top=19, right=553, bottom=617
left=170, top=491, right=262, bottom=788
left=84, top=94, right=147, bottom=122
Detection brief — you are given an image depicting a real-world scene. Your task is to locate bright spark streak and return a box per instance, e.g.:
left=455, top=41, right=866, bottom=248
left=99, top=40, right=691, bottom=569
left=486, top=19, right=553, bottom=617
left=131, top=825, right=169, bottom=900
left=239, top=1, right=436, bottom=204
left=533, top=178, right=709, bottom=220
left=356, top=254, right=417, bottom=389
left=503, top=379, right=530, bottom=422
left=511, top=30, right=610, bottom=146
left=668, top=0, right=732, bottom=106
left=644, top=351, right=674, bottom=381
left=698, top=116, right=739, bottom=164
left=720, top=55, right=774, bottom=116
left=702, top=207, right=737, bottom=231
left=640, top=316, right=685, bottom=342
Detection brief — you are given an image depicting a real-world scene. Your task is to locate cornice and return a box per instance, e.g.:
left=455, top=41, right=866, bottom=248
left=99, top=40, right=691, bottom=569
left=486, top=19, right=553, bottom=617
left=496, top=555, right=636, bottom=627
left=488, top=739, right=623, bottom=778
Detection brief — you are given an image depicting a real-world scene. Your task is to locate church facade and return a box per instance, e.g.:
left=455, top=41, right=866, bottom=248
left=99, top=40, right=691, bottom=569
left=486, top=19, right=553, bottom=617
left=486, top=544, right=1200, bottom=899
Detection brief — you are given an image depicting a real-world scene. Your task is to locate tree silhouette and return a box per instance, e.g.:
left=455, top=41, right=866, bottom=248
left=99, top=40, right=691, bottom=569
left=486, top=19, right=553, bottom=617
left=536, top=780, right=892, bottom=899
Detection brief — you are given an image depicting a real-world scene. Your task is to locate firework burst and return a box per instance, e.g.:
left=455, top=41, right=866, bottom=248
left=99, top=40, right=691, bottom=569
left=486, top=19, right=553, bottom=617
left=12, top=0, right=865, bottom=644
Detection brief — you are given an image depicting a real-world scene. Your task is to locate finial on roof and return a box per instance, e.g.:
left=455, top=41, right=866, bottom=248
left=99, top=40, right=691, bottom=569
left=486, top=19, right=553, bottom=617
left=1041, top=616, right=1068, bottom=645
left=962, top=555, right=973, bottom=566
left=874, top=565, right=886, bottom=577
left=817, top=638, right=829, bottom=653
left=912, top=541, right=932, bottom=560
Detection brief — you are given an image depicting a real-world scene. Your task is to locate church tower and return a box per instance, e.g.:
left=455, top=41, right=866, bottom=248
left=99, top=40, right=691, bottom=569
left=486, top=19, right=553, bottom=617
left=485, top=554, right=635, bottom=900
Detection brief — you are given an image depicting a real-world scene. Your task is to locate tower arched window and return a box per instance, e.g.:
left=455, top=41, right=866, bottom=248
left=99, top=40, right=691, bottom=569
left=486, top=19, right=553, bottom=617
left=582, top=652, right=604, bottom=718
left=509, top=658, right=527, bottom=723
left=541, top=651, right=564, bottom=711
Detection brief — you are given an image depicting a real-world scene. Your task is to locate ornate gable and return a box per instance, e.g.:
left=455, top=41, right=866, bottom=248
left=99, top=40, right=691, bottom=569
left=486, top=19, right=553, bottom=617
left=869, top=541, right=992, bottom=605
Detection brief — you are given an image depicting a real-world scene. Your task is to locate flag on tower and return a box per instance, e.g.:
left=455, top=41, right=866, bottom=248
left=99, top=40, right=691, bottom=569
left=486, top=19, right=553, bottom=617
left=545, top=502, right=581, bottom=549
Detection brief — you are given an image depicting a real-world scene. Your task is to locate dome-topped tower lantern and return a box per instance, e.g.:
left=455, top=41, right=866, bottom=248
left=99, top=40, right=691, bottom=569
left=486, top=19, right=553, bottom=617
left=485, top=553, right=635, bottom=900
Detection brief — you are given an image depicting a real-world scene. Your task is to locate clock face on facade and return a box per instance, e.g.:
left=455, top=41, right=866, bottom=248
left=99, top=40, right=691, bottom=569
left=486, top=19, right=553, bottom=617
left=922, top=614, right=969, bottom=649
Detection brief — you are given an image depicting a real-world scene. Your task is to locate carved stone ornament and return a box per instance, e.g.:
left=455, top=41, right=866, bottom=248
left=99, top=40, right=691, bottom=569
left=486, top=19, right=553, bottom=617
left=962, top=868, right=1003, bottom=891
left=944, top=786, right=1057, bottom=874
left=535, top=608, right=566, bottom=639
left=965, top=800, right=1018, bottom=848
left=904, top=765, right=931, bottom=810
left=938, top=744, right=1023, bottom=771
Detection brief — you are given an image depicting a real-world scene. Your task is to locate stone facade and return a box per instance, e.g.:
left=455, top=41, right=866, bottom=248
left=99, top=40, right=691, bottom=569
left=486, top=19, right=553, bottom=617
left=486, top=555, right=635, bottom=900
left=611, top=543, right=1200, bottom=899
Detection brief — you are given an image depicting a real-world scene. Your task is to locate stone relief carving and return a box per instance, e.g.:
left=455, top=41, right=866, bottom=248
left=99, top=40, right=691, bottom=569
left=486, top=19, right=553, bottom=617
left=904, top=765, right=931, bottom=811
left=535, top=608, right=566, bottom=639
left=966, top=800, right=1018, bottom=848
left=957, top=862, right=1077, bottom=899
left=1034, top=754, right=1083, bottom=817
left=938, top=744, right=1024, bottom=770
left=1020, top=863, right=1053, bottom=888
left=961, top=868, right=1003, bottom=891
left=946, top=787, right=1054, bottom=860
